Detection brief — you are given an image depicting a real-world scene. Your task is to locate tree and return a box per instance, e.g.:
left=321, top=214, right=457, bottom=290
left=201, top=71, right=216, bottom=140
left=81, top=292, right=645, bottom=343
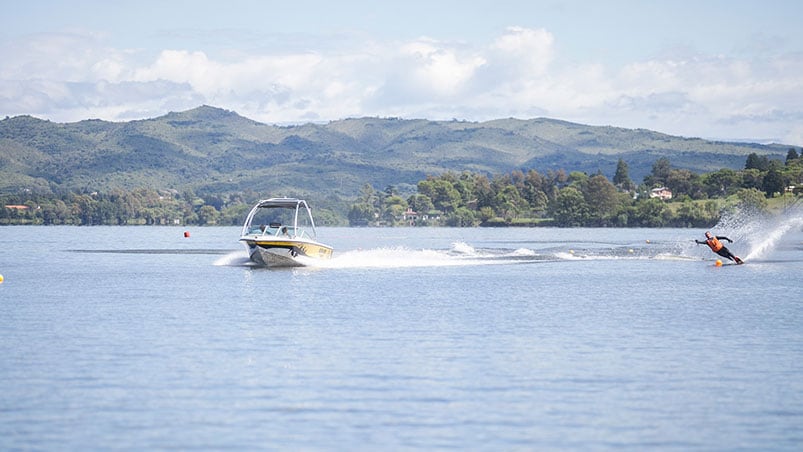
left=348, top=203, right=375, bottom=226
left=522, top=169, right=549, bottom=213
left=633, top=198, right=669, bottom=227
left=73, top=194, right=99, bottom=225
left=703, top=168, right=741, bottom=197
left=358, top=183, right=379, bottom=209
left=567, top=171, right=589, bottom=187
left=381, top=195, right=408, bottom=225
left=644, top=157, right=671, bottom=187
left=745, top=153, right=770, bottom=171
left=548, top=186, right=589, bottom=227
left=546, top=169, right=569, bottom=190
left=583, top=174, right=620, bottom=225
left=471, top=173, right=495, bottom=209
left=478, top=206, right=495, bottom=222
left=762, top=168, right=785, bottom=197
left=197, top=205, right=219, bottom=225
left=452, top=173, right=476, bottom=206
left=786, top=148, right=799, bottom=164
left=426, top=179, right=462, bottom=212
left=446, top=207, right=477, bottom=226
left=221, top=203, right=251, bottom=226
left=665, top=169, right=701, bottom=198
left=784, top=156, right=803, bottom=188
left=494, top=184, right=528, bottom=220
left=741, top=168, right=764, bottom=190
left=613, top=158, right=633, bottom=190
left=675, top=200, right=703, bottom=227
left=528, top=190, right=549, bottom=215
left=407, top=194, right=434, bottom=214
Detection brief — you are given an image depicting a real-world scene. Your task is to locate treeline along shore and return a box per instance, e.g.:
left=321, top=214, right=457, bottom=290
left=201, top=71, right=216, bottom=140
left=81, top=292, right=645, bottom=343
left=3, top=151, right=802, bottom=228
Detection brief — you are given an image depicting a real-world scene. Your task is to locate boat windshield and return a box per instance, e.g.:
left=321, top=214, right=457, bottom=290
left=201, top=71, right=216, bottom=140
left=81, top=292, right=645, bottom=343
left=245, top=204, right=316, bottom=239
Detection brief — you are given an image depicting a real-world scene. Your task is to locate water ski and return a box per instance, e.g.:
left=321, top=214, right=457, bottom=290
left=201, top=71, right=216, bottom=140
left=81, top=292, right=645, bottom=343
left=715, top=258, right=744, bottom=266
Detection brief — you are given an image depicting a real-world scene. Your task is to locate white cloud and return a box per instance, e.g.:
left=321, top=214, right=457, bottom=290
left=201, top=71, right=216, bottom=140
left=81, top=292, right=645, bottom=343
left=398, top=39, right=486, bottom=97
left=491, top=26, right=554, bottom=77
left=603, top=53, right=803, bottom=140
left=0, top=31, right=130, bottom=83
left=1, top=26, right=801, bottom=144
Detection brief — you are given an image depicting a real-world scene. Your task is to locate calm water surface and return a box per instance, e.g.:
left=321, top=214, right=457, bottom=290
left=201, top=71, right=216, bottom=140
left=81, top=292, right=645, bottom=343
left=1, top=220, right=802, bottom=450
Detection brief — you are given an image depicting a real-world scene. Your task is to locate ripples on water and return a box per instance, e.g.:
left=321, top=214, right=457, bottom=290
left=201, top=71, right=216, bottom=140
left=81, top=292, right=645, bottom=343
left=1, top=215, right=802, bottom=450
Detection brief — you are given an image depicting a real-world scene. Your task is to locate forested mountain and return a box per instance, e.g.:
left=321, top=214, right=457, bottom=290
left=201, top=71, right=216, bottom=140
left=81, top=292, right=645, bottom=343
left=0, top=105, right=790, bottom=198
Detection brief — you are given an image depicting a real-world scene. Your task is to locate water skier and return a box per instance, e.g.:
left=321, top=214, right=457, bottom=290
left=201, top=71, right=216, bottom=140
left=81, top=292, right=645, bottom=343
left=696, top=231, right=743, bottom=264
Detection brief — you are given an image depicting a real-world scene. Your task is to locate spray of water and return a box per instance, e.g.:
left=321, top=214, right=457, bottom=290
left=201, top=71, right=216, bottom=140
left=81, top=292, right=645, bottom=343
left=713, top=206, right=803, bottom=261
left=743, top=216, right=803, bottom=260
left=214, top=250, right=254, bottom=266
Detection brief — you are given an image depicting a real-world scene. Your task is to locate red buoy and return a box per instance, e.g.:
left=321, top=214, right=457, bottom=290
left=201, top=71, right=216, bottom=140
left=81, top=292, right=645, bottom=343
left=184, top=231, right=190, bottom=238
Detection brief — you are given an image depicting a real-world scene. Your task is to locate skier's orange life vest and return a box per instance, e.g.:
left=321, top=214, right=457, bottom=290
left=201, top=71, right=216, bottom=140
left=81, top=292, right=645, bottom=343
left=706, top=237, right=723, bottom=252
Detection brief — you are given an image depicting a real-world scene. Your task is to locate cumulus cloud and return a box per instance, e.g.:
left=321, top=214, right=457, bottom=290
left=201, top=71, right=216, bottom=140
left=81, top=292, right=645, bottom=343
left=605, top=54, right=803, bottom=140
left=400, top=39, right=485, bottom=97
left=0, top=26, right=801, bottom=143
left=491, top=26, right=554, bottom=77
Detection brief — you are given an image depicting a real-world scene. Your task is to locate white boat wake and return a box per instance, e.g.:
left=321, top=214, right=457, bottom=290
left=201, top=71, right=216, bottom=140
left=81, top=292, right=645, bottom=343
left=307, top=245, right=504, bottom=269
left=215, top=241, right=705, bottom=269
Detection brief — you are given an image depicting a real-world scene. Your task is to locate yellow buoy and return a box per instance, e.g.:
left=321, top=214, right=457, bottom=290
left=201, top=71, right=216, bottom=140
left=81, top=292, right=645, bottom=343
left=0, top=274, right=4, bottom=284
left=715, top=260, right=723, bottom=267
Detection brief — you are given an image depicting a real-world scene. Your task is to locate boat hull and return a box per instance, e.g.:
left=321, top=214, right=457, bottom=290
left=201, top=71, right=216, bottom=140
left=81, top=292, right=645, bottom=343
left=241, top=237, right=333, bottom=267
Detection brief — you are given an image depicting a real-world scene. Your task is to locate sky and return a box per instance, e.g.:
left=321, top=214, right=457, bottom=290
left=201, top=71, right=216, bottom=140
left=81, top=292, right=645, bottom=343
left=2, top=0, right=803, bottom=144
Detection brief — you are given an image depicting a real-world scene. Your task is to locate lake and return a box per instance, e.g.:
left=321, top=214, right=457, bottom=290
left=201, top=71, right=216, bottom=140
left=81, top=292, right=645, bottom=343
left=1, top=216, right=802, bottom=450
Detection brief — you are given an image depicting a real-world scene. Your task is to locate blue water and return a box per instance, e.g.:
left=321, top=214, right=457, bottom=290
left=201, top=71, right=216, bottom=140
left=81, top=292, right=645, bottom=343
left=1, top=219, right=803, bottom=450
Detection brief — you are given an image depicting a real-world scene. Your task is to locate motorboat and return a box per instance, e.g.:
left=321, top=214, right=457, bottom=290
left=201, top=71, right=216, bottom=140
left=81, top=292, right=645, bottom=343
left=239, top=198, right=333, bottom=267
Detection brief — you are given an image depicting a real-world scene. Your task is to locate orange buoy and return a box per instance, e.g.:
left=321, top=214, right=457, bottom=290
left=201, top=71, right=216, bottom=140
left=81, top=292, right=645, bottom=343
left=715, top=259, right=723, bottom=267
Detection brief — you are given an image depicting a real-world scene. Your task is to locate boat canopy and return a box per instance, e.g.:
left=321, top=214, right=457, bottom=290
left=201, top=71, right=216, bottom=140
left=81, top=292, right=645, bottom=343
left=241, top=198, right=319, bottom=239
left=254, top=198, right=309, bottom=209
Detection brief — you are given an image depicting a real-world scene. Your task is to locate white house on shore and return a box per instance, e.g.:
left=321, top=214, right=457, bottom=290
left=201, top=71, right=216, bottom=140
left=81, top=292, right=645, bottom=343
left=649, top=187, right=673, bottom=200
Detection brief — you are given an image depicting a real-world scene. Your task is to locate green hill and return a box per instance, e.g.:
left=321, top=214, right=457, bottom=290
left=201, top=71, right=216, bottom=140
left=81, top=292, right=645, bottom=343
left=0, top=105, right=790, bottom=198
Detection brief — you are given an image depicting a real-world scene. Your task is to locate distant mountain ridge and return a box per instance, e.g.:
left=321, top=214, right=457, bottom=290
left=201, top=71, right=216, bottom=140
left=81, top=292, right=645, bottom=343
left=0, top=105, right=790, bottom=197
